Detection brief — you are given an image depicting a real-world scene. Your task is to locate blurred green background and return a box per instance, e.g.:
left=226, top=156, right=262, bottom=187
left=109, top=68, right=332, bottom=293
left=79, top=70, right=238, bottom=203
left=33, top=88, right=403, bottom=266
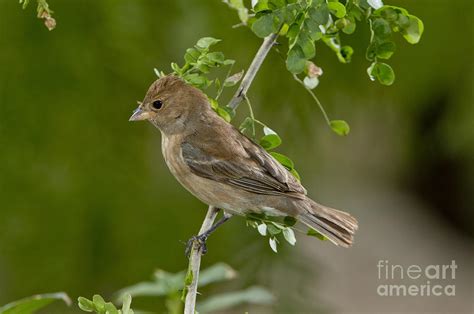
left=0, top=0, right=472, bottom=313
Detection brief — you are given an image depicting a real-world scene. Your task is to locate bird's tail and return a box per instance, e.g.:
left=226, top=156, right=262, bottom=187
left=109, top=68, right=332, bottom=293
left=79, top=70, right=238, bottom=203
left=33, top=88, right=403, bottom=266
left=297, top=199, right=358, bottom=248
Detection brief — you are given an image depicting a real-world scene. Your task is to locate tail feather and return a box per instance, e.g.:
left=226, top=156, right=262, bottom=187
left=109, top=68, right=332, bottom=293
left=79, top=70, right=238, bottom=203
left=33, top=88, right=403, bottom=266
left=298, top=199, right=358, bottom=248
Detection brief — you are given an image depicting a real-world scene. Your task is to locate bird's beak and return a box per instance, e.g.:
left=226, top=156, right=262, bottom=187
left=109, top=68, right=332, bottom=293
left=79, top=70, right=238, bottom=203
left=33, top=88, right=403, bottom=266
left=129, top=107, right=150, bottom=121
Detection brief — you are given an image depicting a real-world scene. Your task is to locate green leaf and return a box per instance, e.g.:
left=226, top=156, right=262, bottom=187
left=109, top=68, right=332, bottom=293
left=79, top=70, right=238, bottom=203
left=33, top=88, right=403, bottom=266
left=367, top=62, right=395, bottom=85
left=208, top=97, right=219, bottom=110
left=330, top=120, right=350, bottom=136
left=92, top=295, right=106, bottom=312
left=376, top=41, right=396, bottom=59
left=217, top=107, right=232, bottom=122
left=78, top=297, right=94, bottom=312
left=184, top=73, right=210, bottom=88
left=266, top=224, right=282, bottom=236
left=338, top=45, right=354, bottom=63
left=196, top=286, right=274, bottom=312
left=0, top=293, right=71, bottom=314
left=372, top=18, right=391, bottom=39
left=297, top=34, right=315, bottom=58
left=269, top=237, right=278, bottom=252
left=253, top=0, right=269, bottom=13
left=283, top=228, right=296, bottom=246
left=307, top=228, right=327, bottom=240
left=120, top=294, right=133, bottom=314
left=206, top=52, right=225, bottom=65
left=328, top=1, right=346, bottom=18
left=196, top=37, right=221, bottom=49
left=402, top=15, right=424, bottom=44
left=269, top=152, right=294, bottom=169
left=260, top=134, right=282, bottom=150
left=257, top=223, right=267, bottom=236
left=308, top=4, right=329, bottom=25
left=104, top=302, right=119, bottom=314
left=286, top=46, right=306, bottom=74
left=184, top=47, right=201, bottom=64
left=263, top=126, right=277, bottom=135
left=283, top=216, right=297, bottom=226
left=251, top=13, right=275, bottom=38
left=341, top=17, right=356, bottom=34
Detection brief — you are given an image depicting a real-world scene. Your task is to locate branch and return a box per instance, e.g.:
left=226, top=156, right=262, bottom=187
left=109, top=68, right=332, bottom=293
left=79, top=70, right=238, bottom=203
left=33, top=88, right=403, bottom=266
left=227, top=33, right=279, bottom=110
left=183, top=32, right=278, bottom=314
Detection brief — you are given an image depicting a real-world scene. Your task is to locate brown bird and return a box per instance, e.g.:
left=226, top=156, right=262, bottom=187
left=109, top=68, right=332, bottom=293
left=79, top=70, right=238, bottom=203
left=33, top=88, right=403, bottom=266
left=130, top=75, right=358, bottom=248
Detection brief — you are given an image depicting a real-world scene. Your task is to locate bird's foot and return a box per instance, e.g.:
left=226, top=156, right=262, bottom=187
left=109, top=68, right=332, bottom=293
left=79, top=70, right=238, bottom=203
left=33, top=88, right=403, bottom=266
left=185, top=233, right=208, bottom=258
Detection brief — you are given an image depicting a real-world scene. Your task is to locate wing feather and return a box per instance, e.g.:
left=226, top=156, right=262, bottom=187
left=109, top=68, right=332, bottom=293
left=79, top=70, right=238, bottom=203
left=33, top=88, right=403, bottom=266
left=181, top=131, right=306, bottom=199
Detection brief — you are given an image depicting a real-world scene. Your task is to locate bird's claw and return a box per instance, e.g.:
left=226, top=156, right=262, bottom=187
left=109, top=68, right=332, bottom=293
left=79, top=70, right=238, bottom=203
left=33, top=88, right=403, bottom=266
left=185, top=234, right=208, bottom=258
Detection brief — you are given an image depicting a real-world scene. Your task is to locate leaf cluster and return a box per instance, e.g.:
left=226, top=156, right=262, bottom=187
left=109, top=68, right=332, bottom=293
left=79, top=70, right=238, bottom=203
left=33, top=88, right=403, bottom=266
left=226, top=0, right=423, bottom=86
left=366, top=5, right=424, bottom=85
left=78, top=294, right=133, bottom=314
left=246, top=213, right=326, bottom=252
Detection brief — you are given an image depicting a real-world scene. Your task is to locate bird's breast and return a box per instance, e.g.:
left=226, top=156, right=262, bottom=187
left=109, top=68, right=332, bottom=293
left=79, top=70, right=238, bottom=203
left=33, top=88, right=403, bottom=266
left=160, top=134, right=256, bottom=213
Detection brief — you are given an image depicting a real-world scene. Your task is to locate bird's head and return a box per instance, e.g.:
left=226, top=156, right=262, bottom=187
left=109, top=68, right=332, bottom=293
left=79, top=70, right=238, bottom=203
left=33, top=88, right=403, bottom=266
left=129, top=75, right=210, bottom=134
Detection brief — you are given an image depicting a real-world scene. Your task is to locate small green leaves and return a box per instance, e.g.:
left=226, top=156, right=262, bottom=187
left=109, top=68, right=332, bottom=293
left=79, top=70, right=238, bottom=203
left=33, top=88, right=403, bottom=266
left=251, top=13, right=276, bottom=38
left=246, top=213, right=299, bottom=251
left=196, top=37, right=221, bottom=49
left=328, top=2, right=346, bottom=19
left=402, top=15, right=424, bottom=44
left=164, top=37, right=236, bottom=92
left=286, top=46, right=306, bottom=74
left=330, top=120, right=350, bottom=136
left=282, top=228, right=296, bottom=246
left=217, top=107, right=232, bottom=122
left=257, top=223, right=267, bottom=236
left=367, top=61, right=395, bottom=85
left=259, top=129, right=282, bottom=150
left=222, top=0, right=423, bottom=91
left=269, top=237, right=278, bottom=252
left=269, top=152, right=294, bottom=170
left=78, top=294, right=134, bottom=314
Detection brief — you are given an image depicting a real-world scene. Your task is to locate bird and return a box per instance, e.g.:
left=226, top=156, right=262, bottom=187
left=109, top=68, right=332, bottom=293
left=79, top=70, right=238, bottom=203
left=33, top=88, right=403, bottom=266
left=129, top=75, right=358, bottom=249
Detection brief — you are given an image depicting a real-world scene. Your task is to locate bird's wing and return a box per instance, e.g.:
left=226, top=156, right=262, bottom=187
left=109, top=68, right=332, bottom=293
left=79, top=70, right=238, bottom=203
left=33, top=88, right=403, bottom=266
left=181, top=129, right=306, bottom=198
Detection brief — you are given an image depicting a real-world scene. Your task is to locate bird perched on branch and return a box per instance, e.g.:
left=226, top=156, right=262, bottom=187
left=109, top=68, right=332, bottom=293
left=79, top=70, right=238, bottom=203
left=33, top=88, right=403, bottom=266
left=130, top=75, right=358, bottom=249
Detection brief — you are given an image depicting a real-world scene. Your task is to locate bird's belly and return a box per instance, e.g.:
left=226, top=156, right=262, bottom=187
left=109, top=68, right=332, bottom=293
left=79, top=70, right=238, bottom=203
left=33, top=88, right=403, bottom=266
left=161, top=135, right=256, bottom=214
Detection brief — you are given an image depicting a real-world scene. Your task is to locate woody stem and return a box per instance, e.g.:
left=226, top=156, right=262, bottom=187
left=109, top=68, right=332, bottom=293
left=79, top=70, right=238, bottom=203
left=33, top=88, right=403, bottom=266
left=184, top=33, right=278, bottom=314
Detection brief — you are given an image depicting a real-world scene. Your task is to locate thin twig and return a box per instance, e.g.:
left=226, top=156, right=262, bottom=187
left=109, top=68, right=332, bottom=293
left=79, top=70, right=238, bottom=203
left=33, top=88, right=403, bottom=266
left=183, top=32, right=278, bottom=314
left=293, top=74, right=331, bottom=126
left=228, top=33, right=279, bottom=110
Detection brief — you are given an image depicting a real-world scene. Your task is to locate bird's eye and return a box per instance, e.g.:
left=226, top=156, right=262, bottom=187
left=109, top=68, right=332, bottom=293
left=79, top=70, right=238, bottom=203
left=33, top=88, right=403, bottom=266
left=152, top=100, right=163, bottom=110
